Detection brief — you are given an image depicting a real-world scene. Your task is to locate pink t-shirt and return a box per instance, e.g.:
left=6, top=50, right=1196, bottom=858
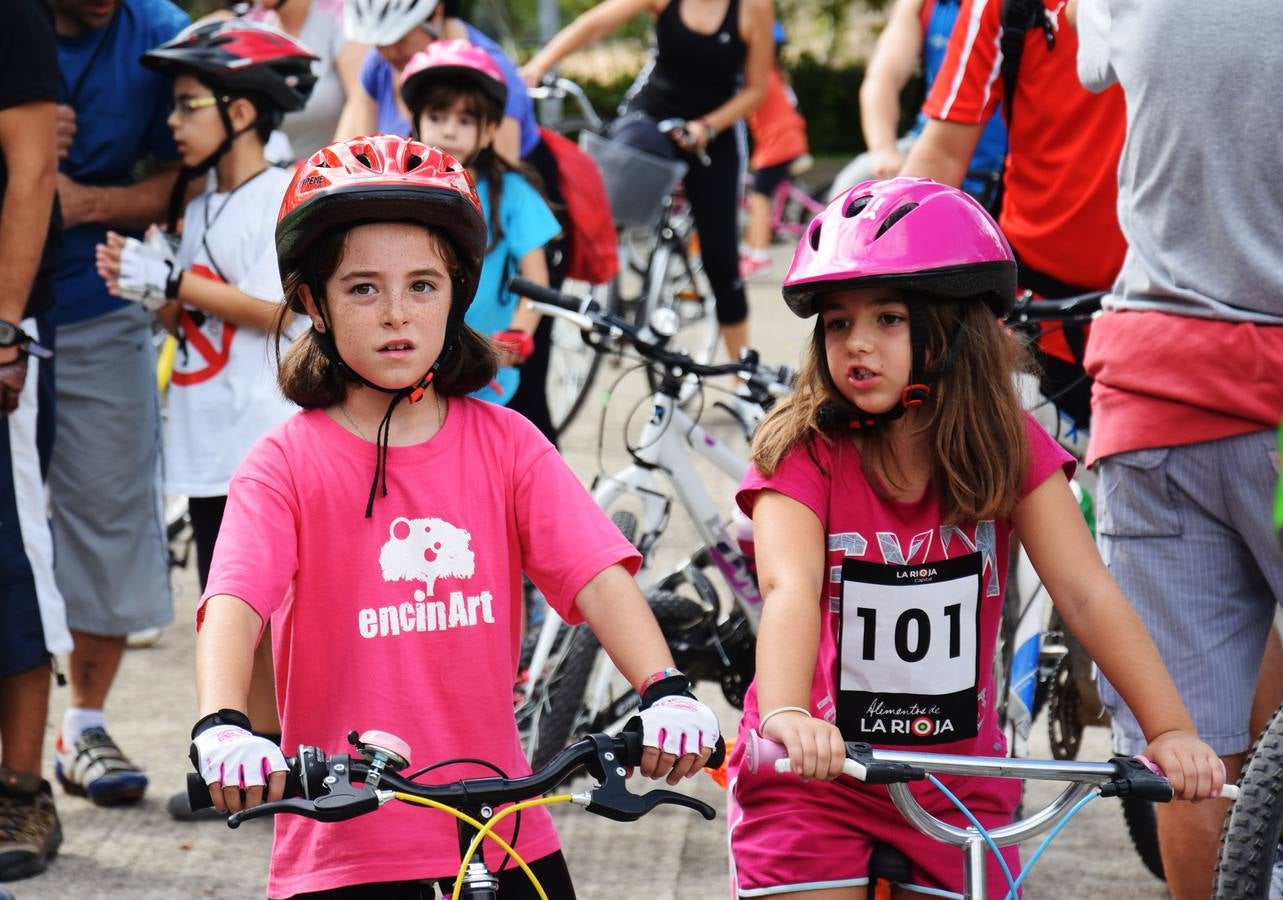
left=201, top=400, right=639, bottom=898
left=1084, top=310, right=1283, bottom=466
left=731, top=413, right=1072, bottom=801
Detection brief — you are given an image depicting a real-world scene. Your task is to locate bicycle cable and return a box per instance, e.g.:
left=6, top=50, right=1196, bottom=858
left=451, top=794, right=576, bottom=900
left=403, top=757, right=522, bottom=872
left=389, top=792, right=547, bottom=900
left=926, top=771, right=1102, bottom=900
left=595, top=359, right=651, bottom=479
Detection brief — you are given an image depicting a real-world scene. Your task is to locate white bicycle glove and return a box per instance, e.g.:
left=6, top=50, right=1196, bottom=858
left=118, top=229, right=182, bottom=311
left=191, top=723, right=287, bottom=790
left=639, top=695, right=720, bottom=757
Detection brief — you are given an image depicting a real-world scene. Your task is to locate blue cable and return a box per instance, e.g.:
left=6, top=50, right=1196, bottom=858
left=925, top=773, right=1102, bottom=900
left=926, top=774, right=1020, bottom=899
left=1008, top=790, right=1099, bottom=895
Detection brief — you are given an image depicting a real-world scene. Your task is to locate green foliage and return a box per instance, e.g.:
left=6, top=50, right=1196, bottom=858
left=787, top=54, right=922, bottom=156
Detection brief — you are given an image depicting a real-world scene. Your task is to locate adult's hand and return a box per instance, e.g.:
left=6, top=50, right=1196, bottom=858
left=55, top=104, right=76, bottom=160
left=56, top=173, right=94, bottom=228
left=0, top=350, right=28, bottom=416
left=869, top=145, right=905, bottom=180
left=517, top=62, right=546, bottom=89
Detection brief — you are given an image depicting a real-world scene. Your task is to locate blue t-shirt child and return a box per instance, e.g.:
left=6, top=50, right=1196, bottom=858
left=359, top=24, right=540, bottom=158
left=54, top=0, right=188, bottom=326
left=466, top=172, right=560, bottom=405
left=916, top=0, right=1007, bottom=196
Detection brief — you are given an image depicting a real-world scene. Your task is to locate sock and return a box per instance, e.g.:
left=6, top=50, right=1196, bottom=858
left=62, top=707, right=105, bottom=747
left=750, top=247, right=770, bottom=262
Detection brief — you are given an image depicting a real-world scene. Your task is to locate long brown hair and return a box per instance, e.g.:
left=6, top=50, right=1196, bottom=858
left=273, top=224, right=497, bottom=408
left=407, top=81, right=549, bottom=252
left=751, top=296, right=1033, bottom=524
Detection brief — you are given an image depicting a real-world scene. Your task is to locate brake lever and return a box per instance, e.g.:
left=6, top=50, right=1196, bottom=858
left=580, top=732, right=716, bottom=823
left=226, top=753, right=383, bottom=828
left=587, top=786, right=716, bottom=823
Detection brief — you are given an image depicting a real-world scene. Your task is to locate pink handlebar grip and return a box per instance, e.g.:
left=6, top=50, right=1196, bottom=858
left=744, top=729, right=789, bottom=775
left=1134, top=755, right=1241, bottom=801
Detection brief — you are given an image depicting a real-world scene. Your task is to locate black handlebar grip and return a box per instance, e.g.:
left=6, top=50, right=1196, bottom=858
left=507, top=277, right=580, bottom=312
left=187, top=773, right=215, bottom=812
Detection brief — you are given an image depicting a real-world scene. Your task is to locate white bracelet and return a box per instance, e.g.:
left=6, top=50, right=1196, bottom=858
left=759, top=706, right=812, bottom=733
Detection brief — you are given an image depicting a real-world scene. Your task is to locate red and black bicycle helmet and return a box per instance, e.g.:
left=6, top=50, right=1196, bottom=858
left=141, top=19, right=318, bottom=113
left=276, top=134, right=487, bottom=312
left=398, top=39, right=509, bottom=116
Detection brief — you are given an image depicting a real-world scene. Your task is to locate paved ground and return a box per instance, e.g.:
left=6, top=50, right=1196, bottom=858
left=16, top=241, right=1175, bottom=898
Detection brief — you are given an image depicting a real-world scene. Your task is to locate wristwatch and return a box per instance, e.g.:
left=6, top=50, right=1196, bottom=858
left=0, top=320, right=52, bottom=359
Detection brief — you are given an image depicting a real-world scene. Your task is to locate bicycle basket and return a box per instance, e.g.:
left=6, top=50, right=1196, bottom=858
left=579, top=131, right=687, bottom=228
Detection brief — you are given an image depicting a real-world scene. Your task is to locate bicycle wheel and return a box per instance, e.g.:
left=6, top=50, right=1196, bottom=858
left=545, top=278, right=615, bottom=434
left=1215, top=702, right=1283, bottom=899
left=528, top=623, right=601, bottom=771
left=1122, top=795, right=1165, bottom=882
left=635, top=241, right=718, bottom=402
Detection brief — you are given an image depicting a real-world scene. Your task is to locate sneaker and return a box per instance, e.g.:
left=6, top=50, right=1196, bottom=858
left=166, top=789, right=227, bottom=823
left=126, top=627, right=163, bottom=648
left=738, top=254, right=773, bottom=280
left=0, top=776, right=61, bottom=881
left=54, top=727, right=148, bottom=806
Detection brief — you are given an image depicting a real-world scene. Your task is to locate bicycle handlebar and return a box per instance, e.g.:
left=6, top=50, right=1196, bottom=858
left=188, top=726, right=726, bottom=827
left=1004, top=290, right=1105, bottom=326
left=742, top=729, right=1238, bottom=802
left=527, top=74, right=604, bottom=132
left=656, top=119, right=712, bottom=167
left=508, top=277, right=793, bottom=400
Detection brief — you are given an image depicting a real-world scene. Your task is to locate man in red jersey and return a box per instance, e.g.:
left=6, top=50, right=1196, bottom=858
left=900, top=0, right=1125, bottom=431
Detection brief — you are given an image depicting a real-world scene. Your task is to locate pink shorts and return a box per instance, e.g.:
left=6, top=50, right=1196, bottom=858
left=727, top=738, right=1023, bottom=898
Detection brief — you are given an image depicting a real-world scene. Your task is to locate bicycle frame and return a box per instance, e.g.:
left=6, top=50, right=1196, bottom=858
left=769, top=177, right=824, bottom=239
left=591, top=382, right=763, bottom=614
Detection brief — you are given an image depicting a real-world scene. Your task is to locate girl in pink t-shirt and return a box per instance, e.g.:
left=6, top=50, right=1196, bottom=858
left=726, top=178, right=1225, bottom=899
left=187, top=135, right=722, bottom=898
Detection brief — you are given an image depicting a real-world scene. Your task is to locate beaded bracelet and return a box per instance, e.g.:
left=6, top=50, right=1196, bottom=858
left=638, top=667, right=685, bottom=695
left=758, top=706, right=812, bottom=734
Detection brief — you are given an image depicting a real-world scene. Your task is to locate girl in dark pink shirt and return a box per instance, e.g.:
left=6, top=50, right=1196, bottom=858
left=186, top=136, right=722, bottom=898
left=726, top=177, right=1224, bottom=899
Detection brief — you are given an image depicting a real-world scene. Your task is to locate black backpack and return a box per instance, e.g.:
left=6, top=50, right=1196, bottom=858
left=999, top=0, right=1058, bottom=127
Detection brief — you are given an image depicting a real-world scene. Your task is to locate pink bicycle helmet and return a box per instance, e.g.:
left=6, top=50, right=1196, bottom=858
left=399, top=39, right=509, bottom=115
left=783, top=177, right=1016, bottom=318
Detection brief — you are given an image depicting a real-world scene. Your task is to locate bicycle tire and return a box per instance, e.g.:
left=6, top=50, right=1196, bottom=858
left=1215, top=702, right=1283, bottom=899
left=529, top=623, right=601, bottom=771
left=545, top=278, right=616, bottom=434
left=1122, top=795, right=1166, bottom=882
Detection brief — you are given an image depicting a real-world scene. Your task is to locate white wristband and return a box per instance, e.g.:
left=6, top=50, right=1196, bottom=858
left=759, top=706, right=812, bottom=733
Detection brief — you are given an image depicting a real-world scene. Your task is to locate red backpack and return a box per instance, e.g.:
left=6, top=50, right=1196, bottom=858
left=539, top=126, right=619, bottom=285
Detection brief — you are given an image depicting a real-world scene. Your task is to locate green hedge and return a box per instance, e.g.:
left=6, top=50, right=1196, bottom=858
left=558, top=56, right=924, bottom=159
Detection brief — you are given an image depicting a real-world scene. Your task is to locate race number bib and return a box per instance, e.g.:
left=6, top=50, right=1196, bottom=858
left=836, top=553, right=981, bottom=745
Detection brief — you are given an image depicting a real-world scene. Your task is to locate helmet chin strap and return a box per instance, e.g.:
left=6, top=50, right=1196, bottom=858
left=311, top=292, right=460, bottom=517
left=817, top=302, right=967, bottom=433
left=164, top=97, right=266, bottom=232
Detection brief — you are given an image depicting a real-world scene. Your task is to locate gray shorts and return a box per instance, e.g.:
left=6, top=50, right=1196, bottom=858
left=1096, top=430, right=1283, bottom=756
left=49, top=304, right=171, bottom=636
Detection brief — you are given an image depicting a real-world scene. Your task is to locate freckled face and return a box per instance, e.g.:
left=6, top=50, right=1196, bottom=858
left=314, top=222, right=454, bottom=390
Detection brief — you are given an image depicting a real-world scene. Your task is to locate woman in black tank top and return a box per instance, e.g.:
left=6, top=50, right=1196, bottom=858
left=523, top=0, right=774, bottom=362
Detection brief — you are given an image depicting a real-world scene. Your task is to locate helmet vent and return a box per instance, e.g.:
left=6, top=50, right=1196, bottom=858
left=354, top=152, right=373, bottom=169
left=843, top=195, right=873, bottom=218
left=809, top=221, right=822, bottom=251
left=406, top=154, right=423, bottom=170
left=875, top=202, right=918, bottom=239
